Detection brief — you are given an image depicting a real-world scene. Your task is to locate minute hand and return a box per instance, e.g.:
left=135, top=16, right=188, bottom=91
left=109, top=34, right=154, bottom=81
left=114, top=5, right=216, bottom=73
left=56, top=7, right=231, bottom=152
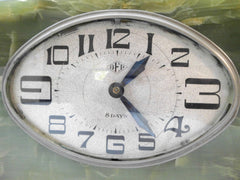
left=120, top=96, right=155, bottom=137
left=121, top=56, right=150, bottom=86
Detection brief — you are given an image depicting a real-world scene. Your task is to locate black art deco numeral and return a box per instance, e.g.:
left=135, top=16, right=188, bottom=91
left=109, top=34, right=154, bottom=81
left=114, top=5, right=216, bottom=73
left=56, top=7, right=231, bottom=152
left=78, top=34, right=94, bottom=57
left=185, top=78, right=221, bottom=109
left=171, top=48, right=189, bottom=67
left=47, top=46, right=69, bottom=65
left=164, top=116, right=190, bottom=137
left=20, top=76, right=52, bottom=105
left=106, top=28, right=130, bottom=49
left=146, top=33, right=154, bottom=55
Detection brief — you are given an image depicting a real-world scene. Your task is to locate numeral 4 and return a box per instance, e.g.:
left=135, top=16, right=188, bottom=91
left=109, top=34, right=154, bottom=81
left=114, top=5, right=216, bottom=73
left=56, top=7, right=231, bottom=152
left=164, top=116, right=190, bottom=137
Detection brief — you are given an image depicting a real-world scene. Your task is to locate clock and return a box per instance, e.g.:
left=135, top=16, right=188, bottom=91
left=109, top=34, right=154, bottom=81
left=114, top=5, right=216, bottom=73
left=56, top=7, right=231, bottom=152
left=2, top=10, right=240, bottom=168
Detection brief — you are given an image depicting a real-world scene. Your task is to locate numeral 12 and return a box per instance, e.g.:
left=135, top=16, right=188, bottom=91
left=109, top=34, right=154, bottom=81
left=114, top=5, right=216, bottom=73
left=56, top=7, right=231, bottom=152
left=106, top=28, right=130, bottom=49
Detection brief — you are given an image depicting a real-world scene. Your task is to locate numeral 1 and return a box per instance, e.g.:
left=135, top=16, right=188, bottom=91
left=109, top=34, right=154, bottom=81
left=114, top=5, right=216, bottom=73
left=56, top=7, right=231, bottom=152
left=78, top=34, right=94, bottom=57
left=146, top=33, right=154, bottom=55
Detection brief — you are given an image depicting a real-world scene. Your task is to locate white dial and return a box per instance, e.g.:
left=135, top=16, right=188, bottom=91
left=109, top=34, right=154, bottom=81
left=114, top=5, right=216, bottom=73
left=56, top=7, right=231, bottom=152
left=2, top=10, right=239, bottom=167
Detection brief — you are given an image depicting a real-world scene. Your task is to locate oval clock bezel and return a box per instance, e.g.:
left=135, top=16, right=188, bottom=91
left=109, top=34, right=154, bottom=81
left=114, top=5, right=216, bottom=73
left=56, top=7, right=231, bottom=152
left=2, top=9, right=240, bottom=168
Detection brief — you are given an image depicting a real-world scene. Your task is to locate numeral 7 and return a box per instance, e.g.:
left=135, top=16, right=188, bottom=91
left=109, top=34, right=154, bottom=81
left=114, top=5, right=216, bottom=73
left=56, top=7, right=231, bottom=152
left=78, top=131, right=94, bottom=148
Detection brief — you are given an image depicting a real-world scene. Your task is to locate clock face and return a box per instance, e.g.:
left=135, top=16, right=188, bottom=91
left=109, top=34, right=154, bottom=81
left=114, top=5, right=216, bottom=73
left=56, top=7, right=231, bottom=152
left=2, top=10, right=240, bottom=168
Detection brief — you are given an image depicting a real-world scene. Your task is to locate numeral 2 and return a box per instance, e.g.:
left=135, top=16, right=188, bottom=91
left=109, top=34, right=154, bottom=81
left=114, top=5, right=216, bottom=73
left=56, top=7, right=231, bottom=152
left=106, top=29, right=130, bottom=49
left=171, top=48, right=189, bottom=67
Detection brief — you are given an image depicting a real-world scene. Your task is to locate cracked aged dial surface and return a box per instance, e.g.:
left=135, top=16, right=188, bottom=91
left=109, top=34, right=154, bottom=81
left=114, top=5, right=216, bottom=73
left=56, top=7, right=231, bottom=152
left=2, top=10, right=240, bottom=168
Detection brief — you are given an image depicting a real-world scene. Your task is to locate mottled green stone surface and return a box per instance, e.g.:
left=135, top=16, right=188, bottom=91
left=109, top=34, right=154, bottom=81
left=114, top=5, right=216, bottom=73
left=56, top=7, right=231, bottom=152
left=0, top=0, right=239, bottom=179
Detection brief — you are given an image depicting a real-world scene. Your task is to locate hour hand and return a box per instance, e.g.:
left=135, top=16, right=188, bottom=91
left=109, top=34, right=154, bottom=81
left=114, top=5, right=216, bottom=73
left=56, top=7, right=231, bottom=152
left=121, top=56, right=150, bottom=86
left=120, top=96, right=155, bottom=137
